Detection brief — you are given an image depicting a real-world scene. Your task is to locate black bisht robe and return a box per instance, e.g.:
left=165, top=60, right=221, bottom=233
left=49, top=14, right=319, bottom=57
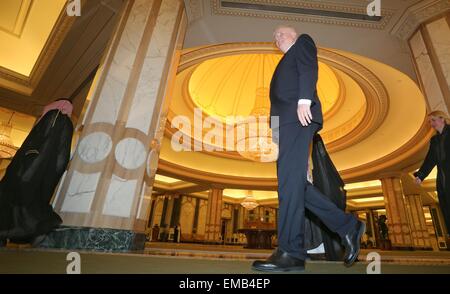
left=414, top=124, right=450, bottom=235
left=304, top=134, right=346, bottom=261
left=0, top=109, right=73, bottom=243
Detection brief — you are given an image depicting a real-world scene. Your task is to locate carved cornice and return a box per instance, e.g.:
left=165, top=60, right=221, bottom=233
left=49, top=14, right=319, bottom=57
left=391, top=0, right=450, bottom=40
left=212, top=0, right=394, bottom=30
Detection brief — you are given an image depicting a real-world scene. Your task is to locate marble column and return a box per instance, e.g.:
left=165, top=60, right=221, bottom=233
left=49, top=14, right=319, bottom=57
left=408, top=12, right=450, bottom=114
left=380, top=177, right=414, bottom=249
left=204, top=188, right=223, bottom=243
left=404, top=194, right=432, bottom=249
left=43, top=0, right=187, bottom=251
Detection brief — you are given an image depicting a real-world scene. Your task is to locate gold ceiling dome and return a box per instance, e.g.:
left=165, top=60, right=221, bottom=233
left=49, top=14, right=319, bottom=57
left=187, top=53, right=342, bottom=162
left=189, top=54, right=341, bottom=121
left=161, top=43, right=429, bottom=187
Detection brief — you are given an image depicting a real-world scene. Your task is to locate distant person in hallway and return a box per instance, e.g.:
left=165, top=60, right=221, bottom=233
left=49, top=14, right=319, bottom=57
left=0, top=99, right=74, bottom=247
left=251, top=25, right=365, bottom=272
left=415, top=110, right=450, bottom=240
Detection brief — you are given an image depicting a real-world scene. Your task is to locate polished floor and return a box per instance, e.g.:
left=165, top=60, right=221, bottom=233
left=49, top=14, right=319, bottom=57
left=145, top=242, right=450, bottom=265
left=1, top=242, right=450, bottom=274
left=1, top=249, right=450, bottom=274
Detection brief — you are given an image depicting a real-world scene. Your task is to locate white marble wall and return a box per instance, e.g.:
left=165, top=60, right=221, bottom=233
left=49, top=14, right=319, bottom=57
left=114, top=138, right=147, bottom=169
left=126, top=0, right=183, bottom=134
left=427, top=17, right=450, bottom=90
left=91, top=0, right=153, bottom=125
left=102, top=175, right=137, bottom=217
left=61, top=171, right=101, bottom=213
left=77, top=132, right=112, bottom=163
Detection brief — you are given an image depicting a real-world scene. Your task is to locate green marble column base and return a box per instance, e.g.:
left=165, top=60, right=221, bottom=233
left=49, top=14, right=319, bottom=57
left=37, top=226, right=146, bottom=252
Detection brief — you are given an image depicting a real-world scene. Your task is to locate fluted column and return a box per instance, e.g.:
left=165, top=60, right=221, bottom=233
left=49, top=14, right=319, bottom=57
left=408, top=12, right=450, bottom=114
left=380, top=177, right=413, bottom=249
left=46, top=0, right=187, bottom=251
left=405, top=194, right=432, bottom=249
left=204, top=188, right=223, bottom=243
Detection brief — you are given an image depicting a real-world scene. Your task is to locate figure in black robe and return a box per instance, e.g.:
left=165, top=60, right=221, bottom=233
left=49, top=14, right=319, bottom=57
left=304, top=134, right=346, bottom=261
left=0, top=100, right=73, bottom=246
left=414, top=123, right=450, bottom=237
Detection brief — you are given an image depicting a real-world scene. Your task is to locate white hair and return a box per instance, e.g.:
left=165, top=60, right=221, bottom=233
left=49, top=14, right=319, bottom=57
left=273, top=25, right=298, bottom=37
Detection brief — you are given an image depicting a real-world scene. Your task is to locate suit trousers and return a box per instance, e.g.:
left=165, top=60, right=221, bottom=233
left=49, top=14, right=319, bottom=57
left=276, top=121, right=357, bottom=259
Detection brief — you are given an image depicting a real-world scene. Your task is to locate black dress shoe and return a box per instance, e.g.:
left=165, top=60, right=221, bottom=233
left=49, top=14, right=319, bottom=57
left=342, top=220, right=366, bottom=267
left=252, top=249, right=305, bottom=272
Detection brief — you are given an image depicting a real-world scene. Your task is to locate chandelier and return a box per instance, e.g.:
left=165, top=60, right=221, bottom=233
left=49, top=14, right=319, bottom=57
left=0, top=113, right=16, bottom=159
left=241, top=190, right=259, bottom=210
left=235, top=55, right=278, bottom=162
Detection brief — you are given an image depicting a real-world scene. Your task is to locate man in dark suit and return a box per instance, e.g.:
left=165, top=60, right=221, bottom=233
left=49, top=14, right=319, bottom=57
left=252, top=26, right=365, bottom=272
left=414, top=111, right=450, bottom=244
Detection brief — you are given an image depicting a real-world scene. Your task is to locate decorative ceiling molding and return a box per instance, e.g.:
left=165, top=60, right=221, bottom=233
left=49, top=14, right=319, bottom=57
left=171, top=43, right=389, bottom=157
left=341, top=118, right=434, bottom=182
left=184, top=0, right=204, bottom=23
left=158, top=119, right=433, bottom=188
left=0, top=0, right=33, bottom=37
left=211, top=0, right=394, bottom=30
left=157, top=158, right=278, bottom=190
left=0, top=7, right=75, bottom=95
left=390, top=0, right=450, bottom=40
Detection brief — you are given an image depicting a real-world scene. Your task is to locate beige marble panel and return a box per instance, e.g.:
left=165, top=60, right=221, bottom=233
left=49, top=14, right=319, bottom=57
left=427, top=17, right=450, bottom=89
left=410, top=31, right=446, bottom=111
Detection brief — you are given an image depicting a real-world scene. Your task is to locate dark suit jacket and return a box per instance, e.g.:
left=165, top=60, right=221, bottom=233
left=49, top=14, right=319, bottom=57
left=414, top=124, right=449, bottom=196
left=270, top=34, right=323, bottom=128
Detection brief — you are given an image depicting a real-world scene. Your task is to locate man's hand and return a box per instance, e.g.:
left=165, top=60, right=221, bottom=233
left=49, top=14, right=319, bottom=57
left=297, top=104, right=312, bottom=126
left=415, top=177, right=423, bottom=185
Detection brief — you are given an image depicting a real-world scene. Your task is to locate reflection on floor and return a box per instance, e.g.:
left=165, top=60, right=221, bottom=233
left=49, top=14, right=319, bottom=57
left=0, top=242, right=450, bottom=274
left=145, top=242, right=450, bottom=265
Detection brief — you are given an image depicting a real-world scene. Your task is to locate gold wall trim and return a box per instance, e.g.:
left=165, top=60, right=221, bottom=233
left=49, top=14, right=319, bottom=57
left=158, top=158, right=278, bottom=190
left=158, top=117, right=433, bottom=187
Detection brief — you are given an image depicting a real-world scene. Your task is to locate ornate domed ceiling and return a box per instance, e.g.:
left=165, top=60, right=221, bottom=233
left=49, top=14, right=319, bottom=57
left=157, top=43, right=432, bottom=189
left=188, top=54, right=340, bottom=120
